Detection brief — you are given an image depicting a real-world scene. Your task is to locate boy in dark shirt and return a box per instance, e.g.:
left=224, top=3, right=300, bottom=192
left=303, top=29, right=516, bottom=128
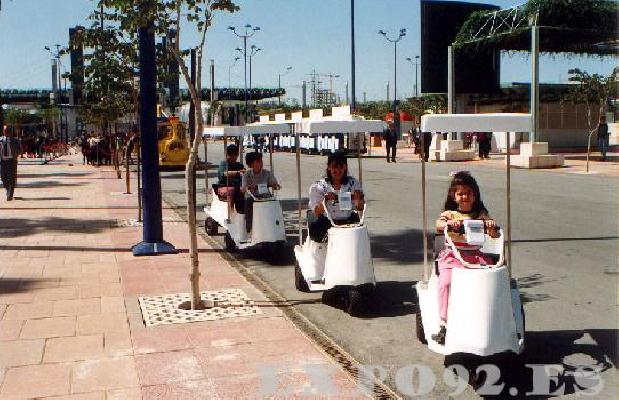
left=217, top=144, right=245, bottom=219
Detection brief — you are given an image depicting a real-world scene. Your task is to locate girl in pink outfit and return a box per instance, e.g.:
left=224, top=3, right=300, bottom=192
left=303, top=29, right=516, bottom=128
left=431, top=172, right=498, bottom=345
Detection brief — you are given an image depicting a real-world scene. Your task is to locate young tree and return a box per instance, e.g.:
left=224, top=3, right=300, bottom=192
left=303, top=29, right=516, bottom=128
left=101, top=0, right=239, bottom=309
left=566, top=68, right=616, bottom=171
left=70, top=13, right=137, bottom=135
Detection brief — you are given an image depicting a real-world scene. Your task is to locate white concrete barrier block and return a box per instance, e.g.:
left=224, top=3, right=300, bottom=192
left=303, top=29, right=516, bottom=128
left=430, top=133, right=443, bottom=151
left=441, top=140, right=464, bottom=152
left=520, top=142, right=549, bottom=157
left=510, top=154, right=564, bottom=169
left=440, top=150, right=476, bottom=162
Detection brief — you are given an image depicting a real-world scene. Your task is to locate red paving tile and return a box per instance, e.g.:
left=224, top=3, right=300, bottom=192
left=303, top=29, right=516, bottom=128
left=134, top=350, right=204, bottom=386
left=131, top=325, right=191, bottom=354
left=141, top=379, right=217, bottom=400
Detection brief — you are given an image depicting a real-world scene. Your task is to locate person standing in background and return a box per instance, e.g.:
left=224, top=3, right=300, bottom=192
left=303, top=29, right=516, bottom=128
left=384, top=124, right=397, bottom=163
left=596, top=115, right=609, bottom=161
left=0, top=111, right=22, bottom=201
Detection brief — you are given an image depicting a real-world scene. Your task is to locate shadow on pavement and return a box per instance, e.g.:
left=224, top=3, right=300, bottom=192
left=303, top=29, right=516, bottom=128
left=18, top=172, right=91, bottom=178
left=0, top=244, right=226, bottom=254
left=13, top=196, right=71, bottom=201
left=0, top=278, right=57, bottom=295
left=512, top=236, right=619, bottom=244
left=517, top=273, right=554, bottom=304
left=16, top=180, right=87, bottom=189
left=319, top=281, right=418, bottom=319
left=367, top=280, right=418, bottom=318
left=0, top=217, right=117, bottom=238
left=370, top=228, right=425, bottom=264
left=444, top=329, right=616, bottom=399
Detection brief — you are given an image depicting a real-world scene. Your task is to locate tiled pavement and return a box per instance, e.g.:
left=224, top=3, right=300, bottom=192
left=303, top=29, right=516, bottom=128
left=0, top=154, right=366, bottom=399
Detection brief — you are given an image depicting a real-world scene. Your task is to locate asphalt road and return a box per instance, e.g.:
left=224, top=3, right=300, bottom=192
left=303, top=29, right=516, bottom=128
left=160, top=143, right=617, bottom=399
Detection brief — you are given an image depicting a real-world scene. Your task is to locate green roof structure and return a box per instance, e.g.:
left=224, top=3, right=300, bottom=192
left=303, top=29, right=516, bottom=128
left=453, top=0, right=617, bottom=55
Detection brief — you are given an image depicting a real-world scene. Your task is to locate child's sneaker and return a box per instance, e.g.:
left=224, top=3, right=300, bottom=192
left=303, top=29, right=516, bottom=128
left=431, top=325, right=446, bottom=345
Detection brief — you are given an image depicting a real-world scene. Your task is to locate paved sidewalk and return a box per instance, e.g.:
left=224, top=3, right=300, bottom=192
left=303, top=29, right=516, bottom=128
left=0, top=154, right=366, bottom=399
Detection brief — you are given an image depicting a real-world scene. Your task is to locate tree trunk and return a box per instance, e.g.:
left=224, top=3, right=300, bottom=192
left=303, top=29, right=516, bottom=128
left=168, top=43, right=205, bottom=310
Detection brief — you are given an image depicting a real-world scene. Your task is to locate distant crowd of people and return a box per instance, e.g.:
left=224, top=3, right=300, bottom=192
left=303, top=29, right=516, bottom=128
left=77, top=130, right=138, bottom=167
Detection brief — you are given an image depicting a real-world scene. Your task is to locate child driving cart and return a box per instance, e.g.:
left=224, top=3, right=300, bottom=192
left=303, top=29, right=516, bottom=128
left=241, top=152, right=281, bottom=234
left=432, top=171, right=499, bottom=345
left=217, top=144, right=245, bottom=222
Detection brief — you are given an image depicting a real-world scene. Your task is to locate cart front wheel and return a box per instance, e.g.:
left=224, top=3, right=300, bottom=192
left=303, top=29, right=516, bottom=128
left=224, top=232, right=237, bottom=252
left=294, top=264, right=310, bottom=292
left=415, top=313, right=427, bottom=344
left=205, top=217, right=218, bottom=236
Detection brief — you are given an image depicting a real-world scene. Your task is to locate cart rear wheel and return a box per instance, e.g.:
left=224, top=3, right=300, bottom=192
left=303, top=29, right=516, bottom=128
left=224, top=232, right=237, bottom=252
left=415, top=313, right=427, bottom=344
left=205, top=217, right=218, bottom=236
left=294, top=264, right=309, bottom=292
left=347, top=287, right=363, bottom=317
left=263, top=241, right=285, bottom=265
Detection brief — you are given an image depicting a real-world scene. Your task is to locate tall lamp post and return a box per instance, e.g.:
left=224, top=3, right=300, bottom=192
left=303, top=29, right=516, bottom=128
left=379, top=28, right=406, bottom=134
left=44, top=45, right=66, bottom=142
left=228, top=56, right=240, bottom=90
left=405, top=55, right=420, bottom=98
left=132, top=0, right=176, bottom=256
left=228, top=24, right=260, bottom=125
left=278, top=66, right=292, bottom=106
left=248, top=44, right=261, bottom=93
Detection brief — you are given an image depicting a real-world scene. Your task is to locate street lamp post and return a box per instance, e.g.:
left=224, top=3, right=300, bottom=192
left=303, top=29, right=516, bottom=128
left=228, top=56, right=240, bottom=91
left=248, top=44, right=261, bottom=97
left=44, top=45, right=66, bottom=142
left=406, top=55, right=420, bottom=97
left=228, top=24, right=260, bottom=125
left=379, top=28, right=406, bottom=134
left=278, top=66, right=292, bottom=106
left=132, top=0, right=176, bottom=256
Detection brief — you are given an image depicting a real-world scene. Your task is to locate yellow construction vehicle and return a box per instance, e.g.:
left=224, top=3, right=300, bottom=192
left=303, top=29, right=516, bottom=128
left=157, top=116, right=190, bottom=169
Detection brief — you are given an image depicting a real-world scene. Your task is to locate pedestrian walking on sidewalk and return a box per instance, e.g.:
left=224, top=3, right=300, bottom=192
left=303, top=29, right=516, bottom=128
left=0, top=122, right=22, bottom=201
left=596, top=115, right=609, bottom=161
left=384, top=125, right=397, bottom=163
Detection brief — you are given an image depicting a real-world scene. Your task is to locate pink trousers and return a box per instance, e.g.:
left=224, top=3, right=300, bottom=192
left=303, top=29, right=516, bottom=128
left=437, top=249, right=494, bottom=322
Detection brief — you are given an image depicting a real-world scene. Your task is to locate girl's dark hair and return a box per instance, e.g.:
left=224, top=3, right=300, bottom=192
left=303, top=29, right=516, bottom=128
left=325, top=151, right=350, bottom=184
left=443, top=171, right=487, bottom=217
left=226, top=144, right=239, bottom=156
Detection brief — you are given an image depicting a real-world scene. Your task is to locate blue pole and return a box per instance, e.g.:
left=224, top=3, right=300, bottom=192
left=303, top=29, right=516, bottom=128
left=132, top=3, right=176, bottom=256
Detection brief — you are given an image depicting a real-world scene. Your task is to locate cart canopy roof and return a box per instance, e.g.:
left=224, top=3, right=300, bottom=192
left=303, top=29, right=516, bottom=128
left=296, top=119, right=388, bottom=134
left=244, top=123, right=291, bottom=135
left=421, top=113, right=532, bottom=133
left=202, top=126, right=244, bottom=138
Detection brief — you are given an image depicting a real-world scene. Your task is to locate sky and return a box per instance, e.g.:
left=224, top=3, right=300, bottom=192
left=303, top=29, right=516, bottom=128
left=0, top=0, right=616, bottom=103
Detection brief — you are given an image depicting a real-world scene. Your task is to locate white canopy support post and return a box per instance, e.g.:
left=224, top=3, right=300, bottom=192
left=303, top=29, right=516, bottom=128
left=357, top=132, right=363, bottom=185
left=295, top=126, right=303, bottom=245
left=421, top=132, right=429, bottom=282
left=506, top=130, right=512, bottom=278
left=269, top=132, right=274, bottom=174
left=240, top=133, right=244, bottom=160
left=448, top=45, right=455, bottom=140
left=531, top=24, right=539, bottom=144
left=203, top=136, right=209, bottom=207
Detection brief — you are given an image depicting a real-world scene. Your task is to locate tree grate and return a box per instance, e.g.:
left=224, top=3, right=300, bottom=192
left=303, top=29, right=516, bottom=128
left=138, top=288, right=261, bottom=327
